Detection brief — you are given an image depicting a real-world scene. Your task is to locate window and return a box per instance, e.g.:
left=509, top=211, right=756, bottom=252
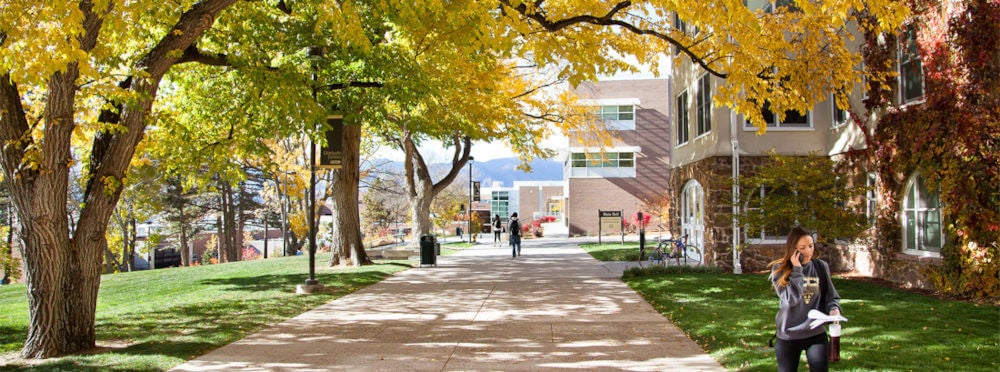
left=596, top=105, right=635, bottom=130
left=744, top=185, right=794, bottom=242
left=569, top=152, right=636, bottom=178
left=866, top=172, right=878, bottom=225
left=673, top=13, right=686, bottom=56
left=491, top=191, right=510, bottom=222
left=902, top=174, right=943, bottom=254
left=745, top=101, right=811, bottom=129
left=761, top=0, right=801, bottom=12
left=899, top=24, right=924, bottom=104
left=677, top=91, right=689, bottom=145
left=697, top=74, right=712, bottom=136
left=831, top=94, right=848, bottom=128
left=681, top=180, right=705, bottom=263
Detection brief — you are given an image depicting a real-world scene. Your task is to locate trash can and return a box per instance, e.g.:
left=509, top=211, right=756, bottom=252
left=420, top=235, right=437, bottom=266
left=435, top=241, right=441, bottom=256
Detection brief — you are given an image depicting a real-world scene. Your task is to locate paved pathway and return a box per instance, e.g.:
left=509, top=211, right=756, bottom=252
left=170, top=236, right=724, bottom=371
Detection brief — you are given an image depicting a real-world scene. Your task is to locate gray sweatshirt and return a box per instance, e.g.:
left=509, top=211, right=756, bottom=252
left=772, top=259, right=841, bottom=341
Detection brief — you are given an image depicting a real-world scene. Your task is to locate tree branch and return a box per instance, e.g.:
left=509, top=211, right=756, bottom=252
left=324, top=81, right=384, bottom=90
left=499, top=0, right=729, bottom=78
left=178, top=44, right=230, bottom=66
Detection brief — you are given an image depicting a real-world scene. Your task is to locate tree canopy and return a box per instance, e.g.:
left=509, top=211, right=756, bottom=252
left=0, top=0, right=910, bottom=358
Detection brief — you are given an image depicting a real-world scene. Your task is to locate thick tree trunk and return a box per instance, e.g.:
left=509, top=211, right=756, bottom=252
left=329, top=124, right=372, bottom=267
left=408, top=180, right=435, bottom=243
left=0, top=1, right=238, bottom=358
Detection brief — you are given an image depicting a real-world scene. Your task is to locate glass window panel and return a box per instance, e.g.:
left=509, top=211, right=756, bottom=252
left=677, top=92, right=689, bottom=144
left=619, top=112, right=634, bottom=120
left=923, top=209, right=942, bottom=250
left=905, top=211, right=917, bottom=249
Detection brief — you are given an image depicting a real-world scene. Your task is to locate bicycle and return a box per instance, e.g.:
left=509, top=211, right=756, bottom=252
left=649, top=235, right=702, bottom=266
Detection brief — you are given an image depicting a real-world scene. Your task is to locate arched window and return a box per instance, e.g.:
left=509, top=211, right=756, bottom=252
left=681, top=180, right=705, bottom=263
left=902, top=174, right=943, bottom=254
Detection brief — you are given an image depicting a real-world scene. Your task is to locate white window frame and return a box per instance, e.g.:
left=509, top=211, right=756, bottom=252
left=866, top=172, right=878, bottom=226
left=901, top=174, right=943, bottom=256
left=743, top=102, right=813, bottom=131
left=598, top=104, right=636, bottom=130
left=898, top=23, right=925, bottom=105
left=743, top=185, right=790, bottom=244
left=568, top=151, right=637, bottom=178
left=696, top=74, right=712, bottom=137
left=677, top=90, right=689, bottom=146
left=831, top=93, right=848, bottom=129
left=680, top=180, right=705, bottom=264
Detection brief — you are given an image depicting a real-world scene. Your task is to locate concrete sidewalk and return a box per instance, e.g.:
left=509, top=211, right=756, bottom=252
left=170, top=236, right=724, bottom=371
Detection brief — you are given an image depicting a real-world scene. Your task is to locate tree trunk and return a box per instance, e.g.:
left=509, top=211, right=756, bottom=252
left=408, top=179, right=435, bottom=244
left=328, top=124, right=372, bottom=266
left=397, top=131, right=471, bottom=245
left=0, top=0, right=238, bottom=358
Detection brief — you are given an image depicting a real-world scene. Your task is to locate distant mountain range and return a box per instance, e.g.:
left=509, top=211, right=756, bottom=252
left=371, top=157, right=563, bottom=187
left=472, top=158, right=564, bottom=186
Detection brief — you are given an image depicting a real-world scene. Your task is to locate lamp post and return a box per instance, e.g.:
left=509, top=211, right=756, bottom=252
left=468, top=156, right=474, bottom=243
left=297, top=46, right=323, bottom=294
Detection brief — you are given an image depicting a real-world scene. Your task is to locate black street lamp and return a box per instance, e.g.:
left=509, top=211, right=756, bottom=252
left=468, top=156, right=474, bottom=243
left=298, top=46, right=323, bottom=294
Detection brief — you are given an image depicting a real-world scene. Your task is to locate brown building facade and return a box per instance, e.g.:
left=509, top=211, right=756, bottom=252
left=565, top=79, right=672, bottom=237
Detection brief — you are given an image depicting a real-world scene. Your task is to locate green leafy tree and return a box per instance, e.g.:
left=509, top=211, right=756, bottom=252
left=0, top=0, right=909, bottom=358
left=738, top=151, right=869, bottom=245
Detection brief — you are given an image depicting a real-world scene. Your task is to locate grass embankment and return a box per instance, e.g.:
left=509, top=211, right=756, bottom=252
left=0, top=251, right=430, bottom=371
left=582, top=242, right=1000, bottom=371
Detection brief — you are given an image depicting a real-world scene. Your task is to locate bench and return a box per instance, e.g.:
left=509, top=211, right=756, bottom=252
left=382, top=250, right=415, bottom=260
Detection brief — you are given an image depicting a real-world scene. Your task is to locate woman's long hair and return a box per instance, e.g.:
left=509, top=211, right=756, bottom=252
left=768, top=227, right=813, bottom=288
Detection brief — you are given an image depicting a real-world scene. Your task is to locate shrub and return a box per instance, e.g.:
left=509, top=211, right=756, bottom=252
left=622, top=264, right=725, bottom=278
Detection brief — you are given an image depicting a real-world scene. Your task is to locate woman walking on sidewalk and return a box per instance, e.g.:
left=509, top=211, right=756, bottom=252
left=508, top=212, right=521, bottom=257
left=493, top=214, right=503, bottom=247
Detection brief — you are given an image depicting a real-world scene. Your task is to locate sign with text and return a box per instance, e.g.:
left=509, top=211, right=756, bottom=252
left=318, top=115, right=344, bottom=169
left=599, top=210, right=623, bottom=235
left=472, top=181, right=481, bottom=202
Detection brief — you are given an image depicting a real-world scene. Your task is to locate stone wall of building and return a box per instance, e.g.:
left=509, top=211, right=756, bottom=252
left=675, top=153, right=941, bottom=291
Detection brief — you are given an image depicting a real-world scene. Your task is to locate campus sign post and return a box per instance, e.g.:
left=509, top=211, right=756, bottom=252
left=598, top=210, right=623, bottom=245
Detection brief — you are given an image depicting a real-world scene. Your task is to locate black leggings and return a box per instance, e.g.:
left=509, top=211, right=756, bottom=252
left=775, top=333, right=829, bottom=372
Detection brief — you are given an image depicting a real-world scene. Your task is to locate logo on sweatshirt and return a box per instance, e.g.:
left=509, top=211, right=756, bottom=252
left=803, top=276, right=820, bottom=303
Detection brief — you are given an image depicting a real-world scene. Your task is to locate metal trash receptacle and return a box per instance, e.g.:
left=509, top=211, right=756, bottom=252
left=420, top=235, right=437, bottom=266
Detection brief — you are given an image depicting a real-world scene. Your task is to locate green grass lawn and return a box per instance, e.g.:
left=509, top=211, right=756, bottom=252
left=579, top=241, right=644, bottom=261
left=0, top=252, right=410, bottom=371
left=621, top=268, right=1000, bottom=371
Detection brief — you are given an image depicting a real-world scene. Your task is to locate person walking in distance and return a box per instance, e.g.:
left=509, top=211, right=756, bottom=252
left=492, top=214, right=503, bottom=247
left=769, top=226, right=842, bottom=372
left=508, top=212, right=521, bottom=258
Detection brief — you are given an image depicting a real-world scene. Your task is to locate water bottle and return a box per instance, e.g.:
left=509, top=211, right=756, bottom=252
left=828, top=323, right=841, bottom=362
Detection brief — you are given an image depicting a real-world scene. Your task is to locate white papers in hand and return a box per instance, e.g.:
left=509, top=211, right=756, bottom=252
left=807, top=309, right=849, bottom=329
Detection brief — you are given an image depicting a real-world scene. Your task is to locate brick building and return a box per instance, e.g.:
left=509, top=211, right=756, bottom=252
left=563, top=79, right=672, bottom=237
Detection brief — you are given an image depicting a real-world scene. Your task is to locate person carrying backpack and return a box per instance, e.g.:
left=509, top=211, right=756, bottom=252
left=508, top=212, right=521, bottom=258
left=493, top=214, right=503, bottom=247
